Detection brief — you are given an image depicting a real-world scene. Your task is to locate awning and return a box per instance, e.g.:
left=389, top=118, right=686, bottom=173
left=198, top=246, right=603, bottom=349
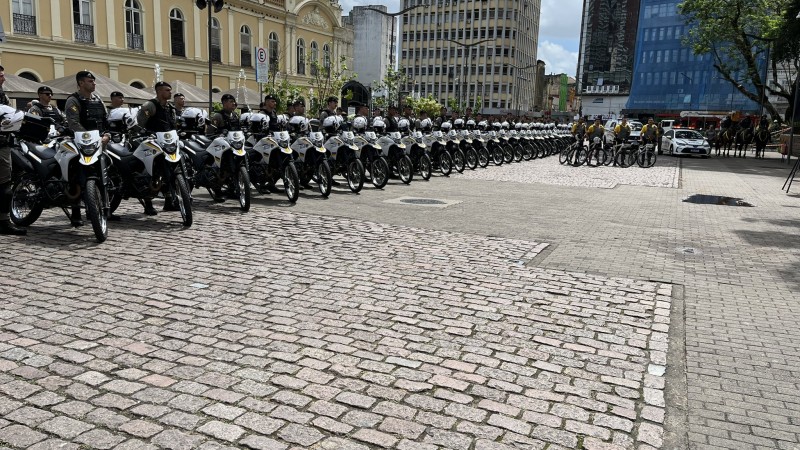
left=43, top=73, right=153, bottom=103
left=1, top=74, right=69, bottom=97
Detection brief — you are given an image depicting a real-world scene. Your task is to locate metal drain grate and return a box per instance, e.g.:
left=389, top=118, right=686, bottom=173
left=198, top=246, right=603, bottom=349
left=399, top=198, right=447, bottom=205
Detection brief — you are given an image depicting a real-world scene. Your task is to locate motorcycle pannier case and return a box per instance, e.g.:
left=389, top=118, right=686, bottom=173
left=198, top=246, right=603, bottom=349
left=18, top=114, right=54, bottom=144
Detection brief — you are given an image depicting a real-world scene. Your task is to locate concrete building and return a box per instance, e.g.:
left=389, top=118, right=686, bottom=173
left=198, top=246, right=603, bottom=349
left=342, top=5, right=393, bottom=89
left=0, top=0, right=353, bottom=102
left=399, top=0, right=541, bottom=116
left=576, top=0, right=640, bottom=118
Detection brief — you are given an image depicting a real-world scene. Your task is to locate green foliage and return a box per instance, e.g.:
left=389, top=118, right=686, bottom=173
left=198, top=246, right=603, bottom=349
left=446, top=97, right=466, bottom=117
left=405, top=95, right=443, bottom=118
left=263, top=76, right=303, bottom=114
left=678, top=0, right=796, bottom=121
left=308, top=47, right=357, bottom=114
left=473, top=96, right=483, bottom=112
left=372, top=66, right=408, bottom=109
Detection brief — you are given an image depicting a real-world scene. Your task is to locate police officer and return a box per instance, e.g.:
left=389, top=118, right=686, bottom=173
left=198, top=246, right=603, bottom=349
left=28, top=86, right=67, bottom=135
left=207, top=94, right=241, bottom=135
left=109, top=91, right=125, bottom=110
left=173, top=93, right=186, bottom=129
left=614, top=117, right=631, bottom=144
left=261, top=94, right=280, bottom=132
left=65, top=70, right=111, bottom=227
left=0, top=65, right=27, bottom=235
left=137, top=81, right=179, bottom=214
left=318, top=96, right=338, bottom=122
left=640, top=117, right=660, bottom=146
left=385, top=105, right=400, bottom=133
left=292, top=98, right=306, bottom=118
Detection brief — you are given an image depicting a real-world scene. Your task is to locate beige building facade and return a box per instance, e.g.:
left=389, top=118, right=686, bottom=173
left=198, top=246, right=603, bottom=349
left=0, top=0, right=353, bottom=99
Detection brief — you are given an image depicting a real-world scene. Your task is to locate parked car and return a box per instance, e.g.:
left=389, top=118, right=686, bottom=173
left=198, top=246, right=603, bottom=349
left=661, top=129, right=710, bottom=158
left=604, top=119, right=643, bottom=144
left=660, top=119, right=675, bottom=134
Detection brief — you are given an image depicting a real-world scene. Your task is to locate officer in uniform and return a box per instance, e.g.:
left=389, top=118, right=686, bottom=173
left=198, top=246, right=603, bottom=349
left=109, top=91, right=125, bottom=110
left=65, top=70, right=111, bottom=227
left=173, top=93, right=186, bottom=130
left=207, top=93, right=241, bottom=135
left=318, top=96, right=338, bottom=122
left=260, top=94, right=280, bottom=132
left=293, top=98, right=306, bottom=118
left=137, top=81, right=179, bottom=213
left=0, top=65, right=27, bottom=235
left=28, top=86, right=67, bottom=135
left=385, top=106, right=400, bottom=133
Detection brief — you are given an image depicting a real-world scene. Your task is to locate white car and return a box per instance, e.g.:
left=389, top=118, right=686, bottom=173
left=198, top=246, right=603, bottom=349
left=604, top=119, right=643, bottom=144
left=662, top=129, right=710, bottom=158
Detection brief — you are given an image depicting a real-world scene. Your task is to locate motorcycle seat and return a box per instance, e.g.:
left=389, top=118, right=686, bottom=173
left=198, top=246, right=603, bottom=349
left=28, top=144, right=57, bottom=160
left=194, top=135, right=212, bottom=146
left=184, top=139, right=208, bottom=154
left=107, top=142, right=133, bottom=158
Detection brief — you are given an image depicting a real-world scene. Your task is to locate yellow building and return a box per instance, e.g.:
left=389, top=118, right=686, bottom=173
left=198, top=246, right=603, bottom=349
left=0, top=0, right=353, bottom=98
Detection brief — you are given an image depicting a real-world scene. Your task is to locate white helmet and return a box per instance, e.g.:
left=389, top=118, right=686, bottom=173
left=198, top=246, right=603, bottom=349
left=277, top=114, right=289, bottom=126
left=501, top=121, right=510, bottom=129
left=323, top=115, right=339, bottom=133
left=440, top=121, right=452, bottom=131
left=419, top=118, right=433, bottom=130
left=353, top=116, right=368, bottom=130
left=288, top=115, right=309, bottom=133
left=239, top=112, right=252, bottom=124
left=182, top=107, right=208, bottom=128
left=107, top=107, right=136, bottom=130
left=453, top=118, right=465, bottom=129
left=249, top=113, right=269, bottom=127
left=398, top=118, right=410, bottom=131
left=0, top=106, right=24, bottom=133
left=478, top=120, right=489, bottom=130
left=515, top=123, right=522, bottom=130
left=466, top=119, right=476, bottom=130
left=371, top=118, right=386, bottom=132
left=492, top=122, right=502, bottom=130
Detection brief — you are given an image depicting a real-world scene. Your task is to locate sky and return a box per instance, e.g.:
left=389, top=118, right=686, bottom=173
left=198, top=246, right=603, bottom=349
left=340, top=0, right=583, bottom=76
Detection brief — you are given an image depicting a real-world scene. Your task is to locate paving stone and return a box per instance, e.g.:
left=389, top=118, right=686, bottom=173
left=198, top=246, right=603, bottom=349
left=118, top=419, right=163, bottom=438
left=151, top=429, right=207, bottom=449
left=74, top=429, right=126, bottom=449
left=4, top=405, right=55, bottom=426
left=0, top=424, right=48, bottom=447
left=239, top=435, right=289, bottom=450
left=277, top=423, right=325, bottom=446
left=196, top=420, right=245, bottom=442
left=234, top=412, right=285, bottom=434
left=352, top=429, right=399, bottom=448
left=38, top=416, right=94, bottom=439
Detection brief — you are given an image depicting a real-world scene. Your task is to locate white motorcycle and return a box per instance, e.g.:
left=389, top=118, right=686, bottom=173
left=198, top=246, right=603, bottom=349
left=323, top=130, right=365, bottom=193
left=250, top=130, right=301, bottom=203
left=185, top=130, right=251, bottom=211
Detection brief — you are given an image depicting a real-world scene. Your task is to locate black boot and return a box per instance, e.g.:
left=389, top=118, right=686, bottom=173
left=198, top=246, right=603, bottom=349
left=162, top=193, right=180, bottom=211
left=70, top=206, right=84, bottom=227
left=143, top=199, right=158, bottom=216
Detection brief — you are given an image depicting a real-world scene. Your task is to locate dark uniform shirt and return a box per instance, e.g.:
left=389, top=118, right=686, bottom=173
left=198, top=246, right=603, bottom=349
left=207, top=110, right=240, bottom=135
left=0, top=88, right=9, bottom=106
left=29, top=103, right=67, bottom=127
left=65, top=92, right=108, bottom=132
left=137, top=99, right=178, bottom=133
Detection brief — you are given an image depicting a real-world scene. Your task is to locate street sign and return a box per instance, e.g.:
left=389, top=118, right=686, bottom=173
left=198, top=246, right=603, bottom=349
left=255, top=47, right=269, bottom=83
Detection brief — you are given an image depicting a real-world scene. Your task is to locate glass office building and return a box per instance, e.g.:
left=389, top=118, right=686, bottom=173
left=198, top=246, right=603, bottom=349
left=624, top=0, right=761, bottom=115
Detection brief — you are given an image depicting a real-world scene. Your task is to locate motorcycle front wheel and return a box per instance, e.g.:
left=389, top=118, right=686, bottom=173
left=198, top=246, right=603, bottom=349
left=283, top=163, right=300, bottom=203
left=465, top=148, right=478, bottom=170
left=347, top=159, right=365, bottom=193
left=174, top=173, right=193, bottom=227
left=453, top=149, right=466, bottom=173
left=438, top=152, right=453, bottom=176
left=370, top=157, right=390, bottom=189
left=477, top=148, right=490, bottom=168
left=317, top=161, right=332, bottom=197
left=84, top=179, right=108, bottom=243
left=419, top=154, right=432, bottom=180
left=237, top=166, right=251, bottom=211
left=10, top=175, right=44, bottom=227
left=491, top=147, right=504, bottom=165
left=398, top=155, right=413, bottom=184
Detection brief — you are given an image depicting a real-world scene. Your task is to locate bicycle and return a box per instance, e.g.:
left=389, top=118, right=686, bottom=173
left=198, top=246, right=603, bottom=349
left=636, top=139, right=658, bottom=168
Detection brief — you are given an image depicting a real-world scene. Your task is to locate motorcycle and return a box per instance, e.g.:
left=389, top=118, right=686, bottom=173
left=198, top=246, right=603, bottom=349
left=183, top=130, right=251, bottom=211
left=250, top=129, right=301, bottom=202
left=356, top=130, right=389, bottom=189
left=290, top=120, right=332, bottom=198
left=106, top=129, right=192, bottom=226
left=324, top=129, right=365, bottom=193
left=401, top=129, right=432, bottom=181
left=421, top=129, right=452, bottom=176
left=440, top=122, right=466, bottom=173
left=374, top=123, right=413, bottom=185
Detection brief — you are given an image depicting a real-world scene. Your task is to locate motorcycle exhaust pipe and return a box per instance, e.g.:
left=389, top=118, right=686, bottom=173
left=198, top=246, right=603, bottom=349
left=65, top=184, right=82, bottom=201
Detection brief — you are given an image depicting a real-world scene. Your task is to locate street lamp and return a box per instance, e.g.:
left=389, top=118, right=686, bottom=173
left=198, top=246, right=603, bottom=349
left=196, top=0, right=224, bottom=113
left=364, top=4, right=429, bottom=70
left=508, top=63, right=536, bottom=118
left=446, top=39, right=491, bottom=114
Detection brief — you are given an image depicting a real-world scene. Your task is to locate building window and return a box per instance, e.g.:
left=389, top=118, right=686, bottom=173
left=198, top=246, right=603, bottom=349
left=323, top=43, right=331, bottom=77
left=130, top=81, right=146, bottom=89
left=210, top=18, right=221, bottom=62
left=269, top=32, right=279, bottom=73
left=12, top=0, right=37, bottom=35
left=240, top=25, right=252, bottom=67
left=73, top=0, right=94, bottom=43
left=125, top=0, right=144, bottom=50
left=169, top=8, right=185, bottom=57
left=18, top=71, right=40, bottom=82
left=310, top=41, right=319, bottom=76
left=296, top=38, right=306, bottom=75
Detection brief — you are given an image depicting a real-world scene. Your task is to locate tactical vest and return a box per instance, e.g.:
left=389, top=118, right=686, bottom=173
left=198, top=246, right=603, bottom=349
left=0, top=89, right=9, bottom=106
left=266, top=110, right=279, bottom=132
left=36, top=105, right=65, bottom=125
left=71, top=93, right=107, bottom=132
left=617, top=124, right=631, bottom=140
left=589, top=126, right=604, bottom=140
left=221, top=111, right=240, bottom=131
left=642, top=125, right=657, bottom=140
left=385, top=116, right=399, bottom=132
left=144, top=99, right=176, bottom=133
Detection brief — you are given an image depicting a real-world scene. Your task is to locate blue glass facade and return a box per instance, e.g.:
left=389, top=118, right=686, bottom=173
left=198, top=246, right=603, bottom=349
left=624, top=0, right=760, bottom=114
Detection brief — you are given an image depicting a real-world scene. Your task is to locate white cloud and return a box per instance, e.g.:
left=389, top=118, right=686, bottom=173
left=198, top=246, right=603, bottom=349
left=539, top=0, right=583, bottom=41
left=537, top=40, right=579, bottom=76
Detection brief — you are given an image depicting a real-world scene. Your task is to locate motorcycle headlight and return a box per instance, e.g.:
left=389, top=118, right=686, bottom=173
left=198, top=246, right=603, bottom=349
left=231, top=141, right=244, bottom=150
left=79, top=144, right=97, bottom=156
left=279, top=139, right=289, bottom=147
left=162, top=143, right=178, bottom=154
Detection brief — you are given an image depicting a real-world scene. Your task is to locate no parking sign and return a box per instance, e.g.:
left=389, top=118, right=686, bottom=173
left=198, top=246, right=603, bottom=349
left=255, top=47, right=269, bottom=83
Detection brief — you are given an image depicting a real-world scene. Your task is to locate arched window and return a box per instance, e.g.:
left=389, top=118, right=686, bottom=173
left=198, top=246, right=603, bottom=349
left=130, top=81, right=145, bottom=89
left=125, top=0, right=144, bottom=50
left=17, top=71, right=40, bottom=82
left=169, top=9, right=185, bottom=57
left=12, top=0, right=37, bottom=36
left=210, top=18, right=221, bottom=62
left=240, top=25, right=252, bottom=67
left=269, top=32, right=279, bottom=73
left=296, top=38, right=305, bottom=75
left=310, top=41, right=319, bottom=76
left=323, top=43, right=331, bottom=77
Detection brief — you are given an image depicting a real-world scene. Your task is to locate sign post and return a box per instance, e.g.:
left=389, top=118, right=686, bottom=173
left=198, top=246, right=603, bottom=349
left=255, top=46, right=269, bottom=104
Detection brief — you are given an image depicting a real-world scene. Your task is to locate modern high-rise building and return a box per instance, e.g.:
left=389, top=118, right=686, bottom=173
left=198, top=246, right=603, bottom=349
left=624, top=0, right=760, bottom=116
left=342, top=6, right=393, bottom=89
left=576, top=0, right=641, bottom=118
left=399, top=0, right=540, bottom=116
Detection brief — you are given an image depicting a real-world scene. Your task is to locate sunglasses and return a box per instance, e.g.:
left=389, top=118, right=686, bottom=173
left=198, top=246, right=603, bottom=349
left=41, top=93, right=53, bottom=96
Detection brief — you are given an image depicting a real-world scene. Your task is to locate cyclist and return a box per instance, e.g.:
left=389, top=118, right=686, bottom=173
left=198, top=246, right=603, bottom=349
left=586, top=118, right=606, bottom=165
left=571, top=117, right=586, bottom=140
left=613, top=118, right=632, bottom=166
left=640, top=118, right=660, bottom=164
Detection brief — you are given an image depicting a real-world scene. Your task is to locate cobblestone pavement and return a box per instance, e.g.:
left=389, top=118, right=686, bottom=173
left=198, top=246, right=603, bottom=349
left=454, top=155, right=679, bottom=189
left=0, top=208, right=671, bottom=449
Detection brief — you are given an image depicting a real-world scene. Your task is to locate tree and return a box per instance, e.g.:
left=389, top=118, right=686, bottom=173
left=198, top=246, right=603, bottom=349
left=308, top=47, right=356, bottom=114
left=405, top=95, right=443, bottom=118
left=772, top=0, right=800, bottom=124
left=678, top=0, right=797, bottom=121
left=264, top=75, right=303, bottom=114
left=371, top=66, right=408, bottom=109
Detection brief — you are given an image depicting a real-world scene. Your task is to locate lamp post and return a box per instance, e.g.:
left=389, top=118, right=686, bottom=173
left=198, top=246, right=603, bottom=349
left=196, top=0, right=224, bottom=113
left=508, top=63, right=536, bottom=118
left=446, top=39, right=491, bottom=115
left=365, top=4, right=429, bottom=70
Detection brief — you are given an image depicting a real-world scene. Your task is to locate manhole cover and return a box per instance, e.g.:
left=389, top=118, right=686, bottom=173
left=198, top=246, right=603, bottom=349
left=399, top=198, right=447, bottom=205
left=677, top=247, right=701, bottom=255
left=683, top=194, right=753, bottom=207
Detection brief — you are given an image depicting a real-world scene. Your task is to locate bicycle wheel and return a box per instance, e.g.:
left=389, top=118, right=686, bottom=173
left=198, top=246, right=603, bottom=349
left=637, top=149, right=657, bottom=168
left=559, top=146, right=570, bottom=165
